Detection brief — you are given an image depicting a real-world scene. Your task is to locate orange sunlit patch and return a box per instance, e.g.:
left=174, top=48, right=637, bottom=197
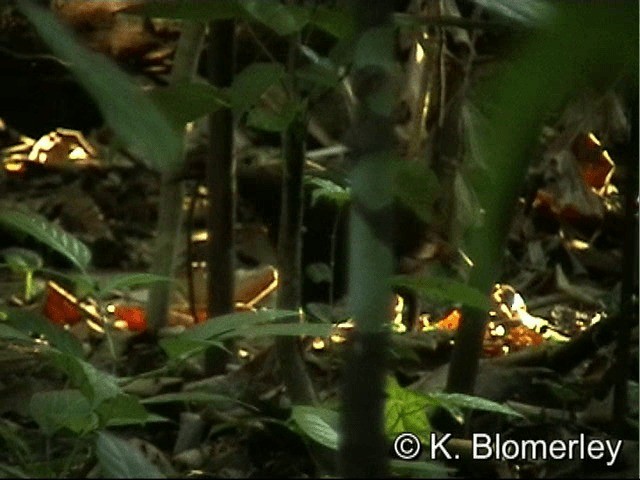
left=113, top=305, right=148, bottom=332
left=43, top=281, right=83, bottom=326
left=434, top=309, right=461, bottom=331
left=571, top=132, right=615, bottom=192
left=506, top=325, right=544, bottom=350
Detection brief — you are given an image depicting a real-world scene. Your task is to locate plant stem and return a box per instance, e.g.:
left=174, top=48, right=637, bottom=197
left=204, top=19, right=236, bottom=374
left=147, top=22, right=205, bottom=331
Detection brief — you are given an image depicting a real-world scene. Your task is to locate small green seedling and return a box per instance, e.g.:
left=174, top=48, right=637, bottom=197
left=2, top=247, right=44, bottom=302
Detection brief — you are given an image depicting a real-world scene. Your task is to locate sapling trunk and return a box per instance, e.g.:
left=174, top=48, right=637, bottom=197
left=204, top=19, right=236, bottom=375
left=339, top=2, right=395, bottom=477
left=147, top=23, right=205, bottom=331
left=275, top=27, right=317, bottom=406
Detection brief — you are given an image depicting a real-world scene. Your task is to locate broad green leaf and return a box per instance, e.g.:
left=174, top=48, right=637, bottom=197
left=0, top=208, right=91, bottom=272
left=296, top=63, right=341, bottom=91
left=306, top=177, right=350, bottom=207
left=309, top=6, right=354, bottom=39
left=241, top=0, right=310, bottom=36
left=177, top=309, right=300, bottom=341
left=98, top=273, right=172, bottom=298
left=385, top=377, right=432, bottom=443
left=98, top=395, right=159, bottom=428
left=18, top=0, right=182, bottom=174
left=392, top=275, right=491, bottom=311
left=0, top=323, right=32, bottom=343
left=428, top=392, right=524, bottom=419
left=247, top=101, right=298, bottom=133
left=291, top=405, right=339, bottom=450
left=30, top=390, right=98, bottom=436
left=126, top=0, right=240, bottom=21
left=147, top=83, right=228, bottom=129
left=392, top=162, right=439, bottom=223
left=1, top=307, right=83, bottom=357
left=160, top=309, right=298, bottom=360
left=226, top=322, right=333, bottom=339
left=353, top=25, right=395, bottom=72
left=48, top=351, right=122, bottom=408
left=1, top=247, right=43, bottom=273
left=96, top=431, right=165, bottom=479
left=159, top=336, right=225, bottom=362
left=231, top=63, right=285, bottom=116
left=306, top=262, right=332, bottom=284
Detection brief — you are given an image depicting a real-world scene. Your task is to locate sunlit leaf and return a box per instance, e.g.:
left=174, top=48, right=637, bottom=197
left=385, top=377, right=432, bottom=443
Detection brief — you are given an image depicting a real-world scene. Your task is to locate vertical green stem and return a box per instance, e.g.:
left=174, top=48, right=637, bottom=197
left=147, top=22, right=205, bottom=331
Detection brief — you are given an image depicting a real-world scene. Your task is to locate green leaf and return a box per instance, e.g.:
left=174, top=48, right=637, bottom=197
left=98, top=395, right=159, bottom=428
left=96, top=431, right=165, bottom=479
left=0, top=208, right=91, bottom=272
left=305, top=262, right=332, bottom=284
left=1, top=247, right=43, bottom=273
left=18, top=0, right=182, bottom=174
left=0, top=323, right=32, bottom=342
left=247, top=101, right=298, bottom=133
left=308, top=6, right=354, bottom=39
left=240, top=0, right=310, bottom=36
left=385, top=377, right=432, bottom=443
left=392, top=162, right=439, bottom=223
left=231, top=63, right=285, bottom=116
left=428, top=392, right=524, bottom=419
left=30, top=390, right=99, bottom=436
left=230, top=322, right=333, bottom=339
left=48, top=351, right=122, bottom=408
left=1, top=307, right=83, bottom=357
left=127, top=0, right=240, bottom=21
left=160, top=309, right=298, bottom=360
left=98, top=273, right=172, bottom=298
left=147, top=83, right=228, bottom=129
left=353, top=25, right=395, bottom=72
left=305, top=176, right=350, bottom=208
left=392, top=275, right=491, bottom=311
left=291, top=406, right=339, bottom=450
